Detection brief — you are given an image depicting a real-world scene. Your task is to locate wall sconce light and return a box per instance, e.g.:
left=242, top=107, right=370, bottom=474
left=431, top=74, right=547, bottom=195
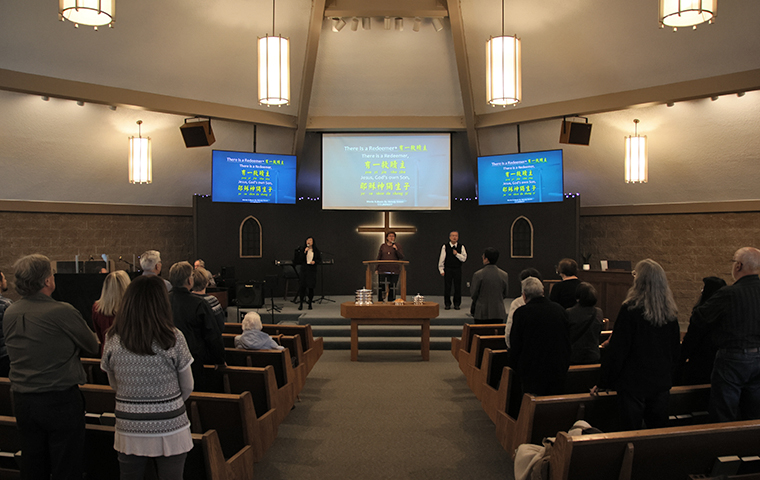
left=413, top=17, right=422, bottom=32
left=362, top=17, right=371, bottom=30
left=659, top=0, right=716, bottom=31
left=395, top=17, right=403, bottom=31
left=625, top=119, right=648, bottom=184
left=384, top=16, right=392, bottom=30
left=129, top=120, right=152, bottom=184
left=432, top=18, right=444, bottom=32
left=59, top=0, right=115, bottom=29
left=258, top=0, right=290, bottom=106
left=350, top=17, right=359, bottom=31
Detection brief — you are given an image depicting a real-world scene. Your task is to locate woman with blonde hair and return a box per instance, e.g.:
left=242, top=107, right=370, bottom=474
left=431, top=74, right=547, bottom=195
left=92, top=270, right=131, bottom=354
left=594, top=259, right=680, bottom=430
left=101, top=275, right=194, bottom=479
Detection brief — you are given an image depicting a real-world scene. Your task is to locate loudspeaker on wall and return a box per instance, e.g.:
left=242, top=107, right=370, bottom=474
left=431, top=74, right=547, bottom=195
left=559, top=120, right=592, bottom=146
left=180, top=120, right=216, bottom=148
left=236, top=281, right=264, bottom=308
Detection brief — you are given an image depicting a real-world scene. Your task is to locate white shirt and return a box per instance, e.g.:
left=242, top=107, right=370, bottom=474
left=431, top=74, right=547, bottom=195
left=438, top=242, right=467, bottom=274
left=505, top=296, right=525, bottom=348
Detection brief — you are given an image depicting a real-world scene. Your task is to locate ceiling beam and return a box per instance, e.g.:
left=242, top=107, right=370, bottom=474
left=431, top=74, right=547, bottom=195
left=0, top=68, right=297, bottom=128
left=293, top=0, right=328, bottom=157
left=445, top=0, right=479, bottom=160
left=306, top=115, right=466, bottom=130
left=477, top=68, right=760, bottom=128
left=324, top=0, right=448, bottom=18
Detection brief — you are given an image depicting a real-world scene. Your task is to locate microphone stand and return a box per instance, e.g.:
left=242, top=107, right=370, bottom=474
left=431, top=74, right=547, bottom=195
left=315, top=250, right=335, bottom=304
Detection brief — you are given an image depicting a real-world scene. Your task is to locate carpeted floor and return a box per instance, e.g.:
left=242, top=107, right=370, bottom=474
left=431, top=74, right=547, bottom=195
left=255, top=350, right=515, bottom=480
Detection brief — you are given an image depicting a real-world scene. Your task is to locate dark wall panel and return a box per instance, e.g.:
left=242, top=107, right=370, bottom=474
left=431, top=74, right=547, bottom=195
left=195, top=195, right=579, bottom=298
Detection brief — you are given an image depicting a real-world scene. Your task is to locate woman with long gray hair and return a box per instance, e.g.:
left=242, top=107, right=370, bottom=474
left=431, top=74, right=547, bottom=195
left=593, top=259, right=680, bottom=430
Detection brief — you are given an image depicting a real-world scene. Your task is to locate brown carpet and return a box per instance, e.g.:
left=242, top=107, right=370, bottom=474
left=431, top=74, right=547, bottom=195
left=255, top=350, right=514, bottom=480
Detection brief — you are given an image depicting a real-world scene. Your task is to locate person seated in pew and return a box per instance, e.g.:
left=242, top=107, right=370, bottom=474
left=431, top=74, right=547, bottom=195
left=510, top=276, right=571, bottom=396
left=235, top=312, right=285, bottom=351
left=592, top=259, right=680, bottom=430
left=676, top=276, right=726, bottom=386
left=566, top=282, right=604, bottom=365
left=190, top=267, right=226, bottom=331
left=505, top=267, right=542, bottom=348
left=92, top=270, right=131, bottom=356
left=101, top=274, right=195, bottom=480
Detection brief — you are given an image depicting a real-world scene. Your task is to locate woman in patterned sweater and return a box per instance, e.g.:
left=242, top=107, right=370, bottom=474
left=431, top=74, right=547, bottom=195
left=101, top=275, right=194, bottom=480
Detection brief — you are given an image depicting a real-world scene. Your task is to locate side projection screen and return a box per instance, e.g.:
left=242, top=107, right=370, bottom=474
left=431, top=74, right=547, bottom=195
left=211, top=150, right=297, bottom=204
left=477, top=149, right=564, bottom=205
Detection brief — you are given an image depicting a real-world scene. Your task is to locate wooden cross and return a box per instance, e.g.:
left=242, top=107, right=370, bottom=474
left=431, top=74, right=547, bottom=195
left=357, top=211, right=417, bottom=239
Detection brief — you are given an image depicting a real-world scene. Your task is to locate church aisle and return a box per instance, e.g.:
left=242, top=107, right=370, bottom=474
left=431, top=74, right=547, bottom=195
left=255, top=350, right=514, bottom=479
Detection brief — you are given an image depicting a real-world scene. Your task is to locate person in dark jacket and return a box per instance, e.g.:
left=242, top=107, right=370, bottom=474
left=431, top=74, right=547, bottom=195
left=293, top=236, right=322, bottom=310
left=677, top=276, right=726, bottom=385
left=549, top=258, right=581, bottom=309
left=593, top=259, right=680, bottom=430
left=566, top=282, right=604, bottom=365
left=510, top=276, right=571, bottom=396
left=169, top=261, right=225, bottom=392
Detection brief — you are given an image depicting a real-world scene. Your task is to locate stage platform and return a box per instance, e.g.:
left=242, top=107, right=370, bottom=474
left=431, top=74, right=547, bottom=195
left=227, top=295, right=514, bottom=351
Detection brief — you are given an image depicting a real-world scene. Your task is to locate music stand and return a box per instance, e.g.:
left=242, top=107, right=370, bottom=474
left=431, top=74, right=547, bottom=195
left=264, top=275, right=281, bottom=323
left=315, top=258, right=335, bottom=304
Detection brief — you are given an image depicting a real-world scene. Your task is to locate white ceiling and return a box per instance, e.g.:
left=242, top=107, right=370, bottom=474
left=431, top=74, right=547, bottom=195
left=1, top=0, right=758, bottom=123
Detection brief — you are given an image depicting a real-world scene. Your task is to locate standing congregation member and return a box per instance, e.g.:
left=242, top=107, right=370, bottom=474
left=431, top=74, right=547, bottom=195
left=0, top=270, right=11, bottom=377
left=293, top=236, right=322, bottom=310
left=376, top=232, right=404, bottom=303
left=566, top=282, right=604, bottom=365
left=549, top=258, right=581, bottom=309
left=92, top=270, right=131, bottom=355
left=3, top=254, right=99, bottom=479
left=510, top=276, right=571, bottom=395
left=504, top=268, right=542, bottom=348
left=101, top=275, right=194, bottom=480
left=593, top=259, right=680, bottom=430
left=692, top=247, right=760, bottom=422
left=193, top=259, right=215, bottom=286
left=191, top=267, right=226, bottom=331
left=470, top=247, right=509, bottom=324
left=438, top=230, right=467, bottom=310
left=140, top=249, right=172, bottom=291
left=169, top=261, right=225, bottom=392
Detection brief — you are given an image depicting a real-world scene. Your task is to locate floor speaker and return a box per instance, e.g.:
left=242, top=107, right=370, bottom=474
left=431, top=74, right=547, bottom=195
left=559, top=120, right=592, bottom=145
left=180, top=120, right=216, bottom=148
left=236, top=281, right=264, bottom=308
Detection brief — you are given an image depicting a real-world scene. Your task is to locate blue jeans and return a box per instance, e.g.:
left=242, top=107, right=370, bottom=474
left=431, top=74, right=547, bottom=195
left=710, top=348, right=760, bottom=422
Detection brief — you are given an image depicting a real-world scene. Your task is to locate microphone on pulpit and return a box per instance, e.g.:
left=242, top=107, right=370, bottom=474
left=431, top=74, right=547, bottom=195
left=119, top=255, right=135, bottom=268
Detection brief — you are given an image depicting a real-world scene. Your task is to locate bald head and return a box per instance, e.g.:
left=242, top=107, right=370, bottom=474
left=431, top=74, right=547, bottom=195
left=733, top=247, right=760, bottom=280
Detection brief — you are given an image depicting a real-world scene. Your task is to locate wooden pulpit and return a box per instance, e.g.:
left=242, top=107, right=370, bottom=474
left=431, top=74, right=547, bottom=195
left=362, top=260, right=409, bottom=301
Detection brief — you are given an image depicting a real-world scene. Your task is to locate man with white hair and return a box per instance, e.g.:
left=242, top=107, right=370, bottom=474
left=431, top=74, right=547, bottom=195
left=139, top=249, right=172, bottom=291
left=510, top=276, right=571, bottom=396
left=693, top=246, right=760, bottom=422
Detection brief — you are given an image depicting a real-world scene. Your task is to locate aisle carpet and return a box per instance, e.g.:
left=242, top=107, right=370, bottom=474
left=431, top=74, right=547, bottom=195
left=255, top=350, right=514, bottom=480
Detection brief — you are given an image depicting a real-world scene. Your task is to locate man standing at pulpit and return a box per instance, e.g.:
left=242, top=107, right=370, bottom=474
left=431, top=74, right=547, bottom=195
left=377, top=232, right=404, bottom=302
left=438, top=230, right=467, bottom=310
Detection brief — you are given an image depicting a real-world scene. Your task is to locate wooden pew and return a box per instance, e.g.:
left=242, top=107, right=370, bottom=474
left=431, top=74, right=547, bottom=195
left=76, top=382, right=265, bottom=467
left=498, top=384, right=711, bottom=456
left=222, top=333, right=307, bottom=395
left=464, top=334, right=507, bottom=399
left=549, top=420, right=760, bottom=480
left=224, top=323, right=324, bottom=375
left=0, top=414, right=249, bottom=480
left=451, top=323, right=505, bottom=370
left=225, top=348, right=297, bottom=424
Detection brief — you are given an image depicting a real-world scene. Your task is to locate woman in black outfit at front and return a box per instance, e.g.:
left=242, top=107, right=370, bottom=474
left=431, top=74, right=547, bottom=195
left=293, top=237, right=321, bottom=310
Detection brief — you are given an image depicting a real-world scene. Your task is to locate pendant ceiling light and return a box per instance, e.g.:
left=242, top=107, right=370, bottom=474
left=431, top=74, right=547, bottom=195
left=659, top=0, right=716, bottom=30
left=59, top=0, right=115, bottom=30
left=625, top=119, right=648, bottom=184
left=129, top=120, right=152, bottom=184
left=258, top=0, right=290, bottom=106
left=486, top=0, right=521, bottom=106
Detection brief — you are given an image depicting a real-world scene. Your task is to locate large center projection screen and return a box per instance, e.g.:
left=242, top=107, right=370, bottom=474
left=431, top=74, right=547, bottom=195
left=322, top=133, right=451, bottom=210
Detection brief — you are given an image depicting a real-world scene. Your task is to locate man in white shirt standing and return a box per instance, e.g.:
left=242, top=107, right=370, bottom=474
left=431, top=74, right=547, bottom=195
left=438, top=231, right=467, bottom=310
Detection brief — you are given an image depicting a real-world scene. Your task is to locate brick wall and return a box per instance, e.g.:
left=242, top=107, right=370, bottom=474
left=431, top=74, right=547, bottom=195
left=0, top=211, right=193, bottom=301
left=580, top=211, right=760, bottom=325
